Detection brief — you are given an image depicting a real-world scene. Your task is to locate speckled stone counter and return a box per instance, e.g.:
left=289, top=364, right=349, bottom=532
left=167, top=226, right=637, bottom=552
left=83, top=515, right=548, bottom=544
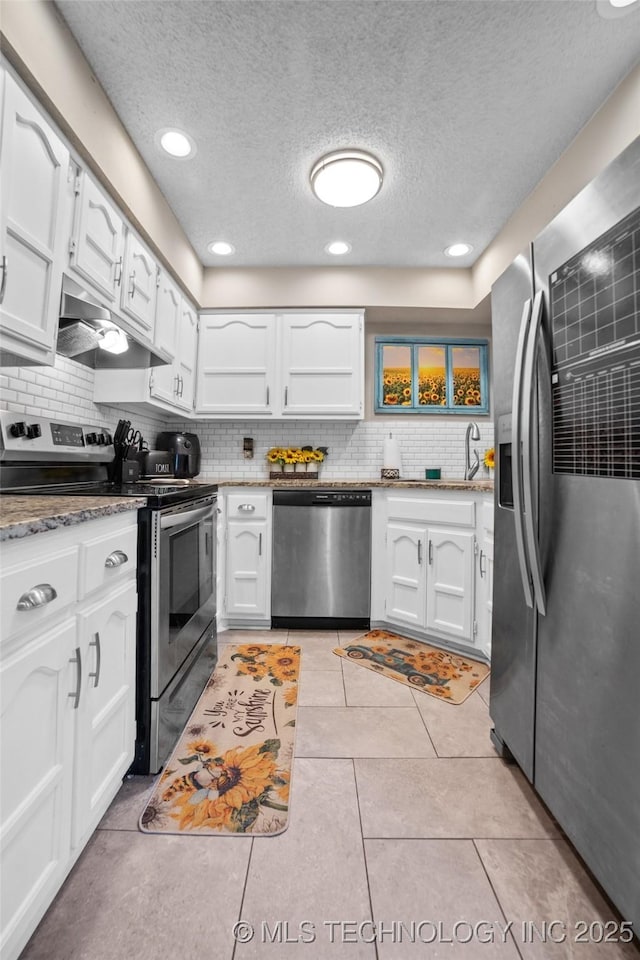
left=204, top=477, right=494, bottom=492
left=0, top=496, right=146, bottom=541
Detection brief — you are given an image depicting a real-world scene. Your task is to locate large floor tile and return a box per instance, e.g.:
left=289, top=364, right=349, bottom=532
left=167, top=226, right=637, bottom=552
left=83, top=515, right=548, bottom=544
left=475, top=839, right=639, bottom=958
left=21, top=829, right=251, bottom=960
left=288, top=629, right=340, bottom=646
left=342, top=659, right=417, bottom=707
left=365, top=839, right=520, bottom=958
left=298, top=669, right=346, bottom=706
left=296, top=707, right=436, bottom=758
left=97, top=775, right=155, bottom=830
left=412, top=690, right=497, bottom=757
left=218, top=628, right=291, bottom=644
left=355, top=758, right=559, bottom=839
left=477, top=675, right=490, bottom=706
left=237, top=758, right=375, bottom=958
left=298, top=640, right=343, bottom=672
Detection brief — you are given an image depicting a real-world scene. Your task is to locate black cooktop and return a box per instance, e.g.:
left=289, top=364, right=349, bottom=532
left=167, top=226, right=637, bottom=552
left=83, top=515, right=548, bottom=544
left=3, top=478, right=217, bottom=509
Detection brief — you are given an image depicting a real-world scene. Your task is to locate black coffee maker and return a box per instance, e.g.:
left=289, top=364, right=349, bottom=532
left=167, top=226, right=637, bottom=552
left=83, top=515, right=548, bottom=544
left=155, top=431, right=201, bottom=478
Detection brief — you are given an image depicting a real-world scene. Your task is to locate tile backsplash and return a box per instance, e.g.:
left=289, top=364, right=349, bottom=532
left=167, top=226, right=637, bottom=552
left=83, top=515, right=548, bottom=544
left=171, top=418, right=495, bottom=481
left=1, top=361, right=493, bottom=480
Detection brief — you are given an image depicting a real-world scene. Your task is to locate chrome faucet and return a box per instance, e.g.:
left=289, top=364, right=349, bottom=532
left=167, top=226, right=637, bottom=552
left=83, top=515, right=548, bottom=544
left=464, top=422, right=481, bottom=480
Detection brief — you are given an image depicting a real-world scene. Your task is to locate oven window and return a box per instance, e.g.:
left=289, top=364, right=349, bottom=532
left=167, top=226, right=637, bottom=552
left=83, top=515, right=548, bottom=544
left=169, top=525, right=200, bottom=629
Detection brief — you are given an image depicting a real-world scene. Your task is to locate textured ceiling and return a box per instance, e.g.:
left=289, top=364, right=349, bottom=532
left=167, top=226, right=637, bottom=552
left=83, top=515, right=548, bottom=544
left=54, top=0, right=640, bottom=269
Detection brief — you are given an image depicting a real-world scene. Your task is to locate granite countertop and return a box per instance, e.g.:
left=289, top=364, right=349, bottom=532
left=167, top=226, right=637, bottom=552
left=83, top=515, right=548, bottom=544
left=205, top=477, right=494, bottom=492
left=0, top=496, right=146, bottom=541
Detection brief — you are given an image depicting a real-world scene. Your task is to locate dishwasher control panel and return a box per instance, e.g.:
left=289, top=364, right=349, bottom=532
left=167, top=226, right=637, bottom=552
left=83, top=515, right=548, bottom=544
left=273, top=489, right=371, bottom=507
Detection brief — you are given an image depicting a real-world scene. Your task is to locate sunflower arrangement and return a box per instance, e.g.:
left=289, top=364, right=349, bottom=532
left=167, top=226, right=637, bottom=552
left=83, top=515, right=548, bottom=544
left=484, top=447, right=495, bottom=470
left=266, top=445, right=328, bottom=465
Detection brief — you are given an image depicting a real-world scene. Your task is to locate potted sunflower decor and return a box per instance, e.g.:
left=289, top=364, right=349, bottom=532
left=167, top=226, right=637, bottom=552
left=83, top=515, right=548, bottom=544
left=266, top=446, right=328, bottom=479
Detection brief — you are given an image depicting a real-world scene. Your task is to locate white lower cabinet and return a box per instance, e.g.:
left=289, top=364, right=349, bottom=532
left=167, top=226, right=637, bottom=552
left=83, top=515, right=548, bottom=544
left=0, top=513, right=138, bottom=960
left=221, top=490, right=272, bottom=625
left=376, top=490, right=493, bottom=656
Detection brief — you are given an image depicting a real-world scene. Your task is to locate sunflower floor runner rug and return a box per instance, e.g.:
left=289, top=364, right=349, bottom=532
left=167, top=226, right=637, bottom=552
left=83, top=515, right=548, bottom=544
left=334, top=630, right=489, bottom=704
left=140, top=643, right=300, bottom=836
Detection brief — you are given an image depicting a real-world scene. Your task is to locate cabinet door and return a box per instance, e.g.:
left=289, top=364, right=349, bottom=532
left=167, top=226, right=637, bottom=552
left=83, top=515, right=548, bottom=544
left=281, top=313, right=363, bottom=417
left=0, top=74, right=70, bottom=364
left=226, top=521, right=269, bottom=619
left=196, top=314, right=277, bottom=415
left=0, top=619, right=76, bottom=960
left=175, top=302, right=198, bottom=412
left=425, top=528, right=475, bottom=644
left=120, top=231, right=157, bottom=338
left=385, top=522, right=427, bottom=629
left=153, top=268, right=181, bottom=361
left=73, top=581, right=137, bottom=848
left=70, top=171, right=125, bottom=304
left=476, top=505, right=494, bottom=657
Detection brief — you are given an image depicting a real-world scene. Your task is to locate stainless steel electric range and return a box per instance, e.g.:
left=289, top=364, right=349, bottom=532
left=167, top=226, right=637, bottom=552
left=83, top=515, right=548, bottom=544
left=0, top=412, right=218, bottom=774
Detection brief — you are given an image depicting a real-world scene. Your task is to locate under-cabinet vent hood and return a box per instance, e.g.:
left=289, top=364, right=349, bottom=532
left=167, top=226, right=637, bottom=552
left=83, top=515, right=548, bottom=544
left=56, top=275, right=168, bottom=369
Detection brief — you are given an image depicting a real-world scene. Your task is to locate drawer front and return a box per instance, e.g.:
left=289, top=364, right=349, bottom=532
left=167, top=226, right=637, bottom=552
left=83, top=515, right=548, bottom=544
left=1, top=546, right=79, bottom=645
left=227, top=493, right=269, bottom=521
left=79, top=523, right=138, bottom=599
left=482, top=498, right=495, bottom=536
left=387, top=495, right=476, bottom=527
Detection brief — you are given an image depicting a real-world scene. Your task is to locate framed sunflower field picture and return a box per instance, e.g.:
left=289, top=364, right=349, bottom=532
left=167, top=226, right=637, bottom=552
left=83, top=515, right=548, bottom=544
left=375, top=336, right=489, bottom=415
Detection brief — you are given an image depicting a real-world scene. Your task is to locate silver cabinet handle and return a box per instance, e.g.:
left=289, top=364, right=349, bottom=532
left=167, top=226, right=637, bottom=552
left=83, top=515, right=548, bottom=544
left=428, top=540, right=433, bottom=565
left=114, top=256, right=123, bottom=287
left=128, top=270, right=136, bottom=298
left=417, top=540, right=422, bottom=565
left=479, top=550, right=486, bottom=578
left=69, top=647, right=82, bottom=709
left=238, top=503, right=255, bottom=513
left=284, top=386, right=288, bottom=407
left=174, top=374, right=181, bottom=396
left=266, top=385, right=270, bottom=406
left=258, top=532, right=263, bottom=556
left=16, top=583, right=58, bottom=611
left=105, top=550, right=128, bottom=568
left=89, top=632, right=101, bottom=688
left=179, top=375, right=184, bottom=397
left=0, top=255, right=7, bottom=304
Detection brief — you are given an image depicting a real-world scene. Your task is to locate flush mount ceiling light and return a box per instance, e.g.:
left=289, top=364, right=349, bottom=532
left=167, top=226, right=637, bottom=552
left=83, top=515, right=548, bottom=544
left=325, top=241, right=352, bottom=256
left=310, top=150, right=383, bottom=207
left=208, top=241, right=235, bottom=256
left=444, top=243, right=473, bottom=258
left=155, top=128, right=196, bottom=159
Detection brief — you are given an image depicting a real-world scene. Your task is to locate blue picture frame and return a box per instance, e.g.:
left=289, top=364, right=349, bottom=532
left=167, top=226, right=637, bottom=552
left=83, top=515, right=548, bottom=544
left=374, top=336, right=490, bottom=415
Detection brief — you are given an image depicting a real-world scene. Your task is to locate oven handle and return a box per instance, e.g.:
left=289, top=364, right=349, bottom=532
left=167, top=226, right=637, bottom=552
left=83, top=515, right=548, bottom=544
left=160, top=503, right=214, bottom=530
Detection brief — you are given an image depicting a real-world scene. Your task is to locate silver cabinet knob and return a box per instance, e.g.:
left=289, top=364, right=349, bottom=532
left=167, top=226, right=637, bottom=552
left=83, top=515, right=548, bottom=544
left=16, top=583, right=58, bottom=611
left=105, top=550, right=128, bottom=567
left=238, top=504, right=255, bottom=513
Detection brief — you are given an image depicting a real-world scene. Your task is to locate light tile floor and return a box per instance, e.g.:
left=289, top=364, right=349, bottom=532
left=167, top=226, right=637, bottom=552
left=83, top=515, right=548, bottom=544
left=21, top=630, right=639, bottom=959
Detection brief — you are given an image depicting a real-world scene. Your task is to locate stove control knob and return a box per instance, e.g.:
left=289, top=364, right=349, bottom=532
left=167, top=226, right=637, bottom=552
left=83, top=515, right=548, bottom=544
left=10, top=421, right=26, bottom=438
left=85, top=433, right=97, bottom=445
left=96, top=434, right=106, bottom=445
left=26, top=423, right=42, bottom=440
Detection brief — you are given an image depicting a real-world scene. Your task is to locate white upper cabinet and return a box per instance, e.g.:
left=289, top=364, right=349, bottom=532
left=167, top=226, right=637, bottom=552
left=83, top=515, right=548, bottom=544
left=281, top=312, right=363, bottom=417
left=175, top=301, right=198, bottom=411
left=69, top=169, right=125, bottom=304
left=195, top=310, right=364, bottom=419
left=0, top=72, right=71, bottom=365
left=119, top=230, right=158, bottom=339
left=196, top=313, right=277, bottom=416
left=154, top=267, right=181, bottom=361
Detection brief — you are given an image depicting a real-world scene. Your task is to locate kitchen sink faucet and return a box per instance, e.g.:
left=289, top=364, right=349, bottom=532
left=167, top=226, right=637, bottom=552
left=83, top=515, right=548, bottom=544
left=464, top=422, right=481, bottom=480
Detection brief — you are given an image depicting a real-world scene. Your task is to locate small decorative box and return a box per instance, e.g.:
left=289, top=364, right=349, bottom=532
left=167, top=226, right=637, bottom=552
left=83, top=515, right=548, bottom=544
left=380, top=468, right=400, bottom=480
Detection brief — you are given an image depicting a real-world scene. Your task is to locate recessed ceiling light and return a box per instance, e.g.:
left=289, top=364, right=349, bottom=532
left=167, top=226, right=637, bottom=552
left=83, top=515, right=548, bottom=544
left=325, top=241, right=352, bottom=256
left=311, top=150, right=383, bottom=207
left=597, top=0, right=638, bottom=16
left=208, top=241, right=235, bottom=256
left=155, top=128, right=196, bottom=159
left=609, top=0, right=636, bottom=7
left=444, top=243, right=473, bottom=258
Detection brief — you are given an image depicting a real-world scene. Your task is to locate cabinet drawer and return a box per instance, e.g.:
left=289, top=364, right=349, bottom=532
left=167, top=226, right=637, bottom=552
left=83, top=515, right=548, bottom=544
left=1, top=546, right=79, bottom=645
left=227, top=493, right=269, bottom=521
left=79, top=523, right=138, bottom=599
left=482, top=498, right=494, bottom=535
left=387, top=495, right=476, bottom=527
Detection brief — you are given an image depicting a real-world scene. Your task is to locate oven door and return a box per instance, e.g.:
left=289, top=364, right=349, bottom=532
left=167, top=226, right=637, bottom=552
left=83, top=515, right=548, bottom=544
left=150, top=496, right=216, bottom=698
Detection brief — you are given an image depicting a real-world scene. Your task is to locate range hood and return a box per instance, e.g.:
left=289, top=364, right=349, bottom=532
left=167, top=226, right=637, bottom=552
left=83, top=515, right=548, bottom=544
left=56, top=275, right=169, bottom=369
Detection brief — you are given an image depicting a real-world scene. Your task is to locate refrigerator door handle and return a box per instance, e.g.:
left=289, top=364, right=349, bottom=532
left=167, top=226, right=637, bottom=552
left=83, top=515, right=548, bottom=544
left=522, top=289, right=547, bottom=616
left=512, top=297, right=535, bottom=608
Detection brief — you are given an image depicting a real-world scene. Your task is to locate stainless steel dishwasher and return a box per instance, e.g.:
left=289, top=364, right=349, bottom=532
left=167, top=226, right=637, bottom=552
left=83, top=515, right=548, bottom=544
left=271, top=489, right=371, bottom=629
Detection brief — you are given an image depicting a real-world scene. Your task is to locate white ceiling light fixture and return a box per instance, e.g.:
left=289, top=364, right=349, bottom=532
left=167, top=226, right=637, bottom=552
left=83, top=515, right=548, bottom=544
left=208, top=241, right=236, bottom=256
left=325, top=241, right=352, bottom=256
left=444, top=242, right=473, bottom=258
left=311, top=150, right=383, bottom=207
left=155, top=127, right=196, bottom=159
left=597, top=0, right=639, bottom=17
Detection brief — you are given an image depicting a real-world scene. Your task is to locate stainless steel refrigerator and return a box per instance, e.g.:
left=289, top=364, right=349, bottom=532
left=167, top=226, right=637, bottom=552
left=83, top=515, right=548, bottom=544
left=490, top=135, right=640, bottom=931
